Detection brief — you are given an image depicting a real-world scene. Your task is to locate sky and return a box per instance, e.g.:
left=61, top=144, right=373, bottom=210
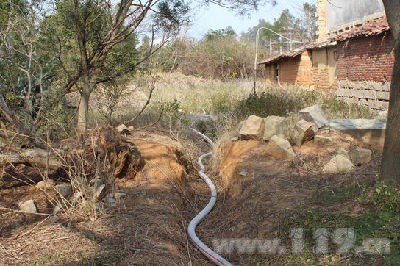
left=186, top=0, right=315, bottom=39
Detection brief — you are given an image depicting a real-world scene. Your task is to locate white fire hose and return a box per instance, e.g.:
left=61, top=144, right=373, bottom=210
left=188, top=126, right=233, bottom=266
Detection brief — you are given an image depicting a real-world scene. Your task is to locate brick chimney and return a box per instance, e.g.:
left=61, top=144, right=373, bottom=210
left=317, top=0, right=329, bottom=41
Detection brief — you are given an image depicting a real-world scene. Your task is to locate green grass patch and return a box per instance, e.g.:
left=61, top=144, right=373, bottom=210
left=280, top=182, right=400, bottom=265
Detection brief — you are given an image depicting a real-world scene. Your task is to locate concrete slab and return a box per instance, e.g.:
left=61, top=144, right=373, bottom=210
left=329, top=119, right=386, bottom=130
left=329, top=119, right=386, bottom=151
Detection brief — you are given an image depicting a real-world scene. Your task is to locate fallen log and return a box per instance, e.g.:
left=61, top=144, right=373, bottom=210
left=0, top=148, right=62, bottom=169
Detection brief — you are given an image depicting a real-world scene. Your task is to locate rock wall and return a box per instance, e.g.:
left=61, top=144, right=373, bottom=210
left=336, top=80, right=390, bottom=111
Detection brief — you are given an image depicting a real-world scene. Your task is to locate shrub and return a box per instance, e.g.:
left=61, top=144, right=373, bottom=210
left=234, top=89, right=318, bottom=119
left=36, top=87, right=75, bottom=141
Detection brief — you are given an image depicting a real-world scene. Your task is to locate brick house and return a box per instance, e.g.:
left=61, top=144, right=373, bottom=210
left=334, top=16, right=394, bottom=110
left=260, top=41, right=337, bottom=89
left=259, top=0, right=394, bottom=111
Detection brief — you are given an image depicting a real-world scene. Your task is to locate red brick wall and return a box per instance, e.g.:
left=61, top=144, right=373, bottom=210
left=279, top=52, right=313, bottom=86
left=265, top=64, right=276, bottom=83
left=336, top=32, right=394, bottom=82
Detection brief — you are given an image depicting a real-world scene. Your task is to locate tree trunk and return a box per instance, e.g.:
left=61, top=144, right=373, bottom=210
left=380, top=0, right=400, bottom=183
left=381, top=38, right=400, bottom=183
left=77, top=86, right=90, bottom=134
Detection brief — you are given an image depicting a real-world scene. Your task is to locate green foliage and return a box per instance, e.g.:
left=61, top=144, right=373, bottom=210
left=372, top=182, right=400, bottom=212
left=234, top=89, right=318, bottom=118
left=310, top=184, right=368, bottom=206
left=204, top=26, right=236, bottom=41
left=153, top=28, right=254, bottom=79
left=282, top=181, right=400, bottom=264
left=35, top=88, right=74, bottom=140
left=322, top=97, right=376, bottom=119
left=155, top=1, right=190, bottom=32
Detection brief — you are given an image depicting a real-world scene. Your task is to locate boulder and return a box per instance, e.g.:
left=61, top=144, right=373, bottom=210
left=314, top=135, right=333, bottom=145
left=291, top=120, right=318, bottom=146
left=239, top=115, right=265, bottom=140
left=299, top=104, right=329, bottom=128
left=35, top=179, right=55, bottom=189
left=56, top=183, right=73, bottom=198
left=263, top=116, right=287, bottom=141
left=265, top=135, right=296, bottom=159
left=323, top=154, right=355, bottom=173
left=18, top=199, right=37, bottom=213
left=350, top=147, right=372, bottom=166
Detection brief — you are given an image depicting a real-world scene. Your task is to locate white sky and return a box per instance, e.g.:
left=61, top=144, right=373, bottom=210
left=186, top=0, right=315, bottom=39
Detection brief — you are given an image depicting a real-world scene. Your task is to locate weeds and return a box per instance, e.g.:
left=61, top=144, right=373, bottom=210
left=281, top=181, right=400, bottom=265
left=127, top=73, right=378, bottom=140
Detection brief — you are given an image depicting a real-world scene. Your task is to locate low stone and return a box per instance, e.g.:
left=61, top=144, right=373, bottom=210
left=239, top=169, right=248, bottom=177
left=323, top=154, right=355, bottom=173
left=350, top=147, right=372, bottom=166
left=314, top=135, right=333, bottom=144
left=116, top=124, right=128, bottom=133
left=18, top=199, right=37, bottom=213
left=263, top=116, right=287, bottom=141
left=292, top=120, right=318, bottom=146
left=239, top=115, right=265, bottom=140
left=299, top=104, right=329, bottom=128
left=265, top=135, right=296, bottom=159
left=56, top=183, right=73, bottom=198
left=35, top=179, right=55, bottom=189
left=128, top=126, right=134, bottom=131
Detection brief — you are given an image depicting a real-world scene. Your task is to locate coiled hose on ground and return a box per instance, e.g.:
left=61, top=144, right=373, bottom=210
left=187, top=126, right=233, bottom=266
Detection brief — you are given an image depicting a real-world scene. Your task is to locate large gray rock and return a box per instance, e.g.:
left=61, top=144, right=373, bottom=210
left=323, top=154, right=355, bottom=173
left=56, top=183, right=73, bottom=198
left=18, top=199, right=37, bottom=213
left=265, top=135, right=296, bottom=159
left=263, top=116, right=287, bottom=141
left=350, top=147, right=372, bottom=166
left=291, top=120, right=318, bottom=146
left=299, top=104, right=329, bottom=128
left=239, top=115, right=265, bottom=140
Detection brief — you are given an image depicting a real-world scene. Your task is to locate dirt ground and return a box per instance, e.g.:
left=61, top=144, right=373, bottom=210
left=0, top=129, right=384, bottom=265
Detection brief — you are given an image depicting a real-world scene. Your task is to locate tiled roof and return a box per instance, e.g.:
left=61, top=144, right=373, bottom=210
left=331, top=16, right=390, bottom=41
left=258, top=48, right=305, bottom=65
left=258, top=41, right=336, bottom=65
